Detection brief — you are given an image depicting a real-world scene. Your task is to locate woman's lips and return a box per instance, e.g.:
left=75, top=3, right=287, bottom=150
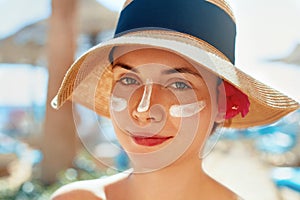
left=131, top=135, right=173, bottom=146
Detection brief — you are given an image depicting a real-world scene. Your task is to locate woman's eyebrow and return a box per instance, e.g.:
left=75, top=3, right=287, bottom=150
left=162, top=67, right=202, bottom=78
left=112, top=62, right=138, bottom=73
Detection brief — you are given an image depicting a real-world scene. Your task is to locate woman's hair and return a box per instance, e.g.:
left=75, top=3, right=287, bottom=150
left=108, top=46, right=117, bottom=65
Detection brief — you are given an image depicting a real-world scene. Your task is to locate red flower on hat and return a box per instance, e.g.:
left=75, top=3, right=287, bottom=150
left=218, top=81, right=250, bottom=119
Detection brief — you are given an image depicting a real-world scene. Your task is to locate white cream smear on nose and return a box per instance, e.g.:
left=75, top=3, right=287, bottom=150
left=111, top=96, right=127, bottom=112
left=169, top=101, right=206, bottom=118
left=137, top=79, right=153, bottom=113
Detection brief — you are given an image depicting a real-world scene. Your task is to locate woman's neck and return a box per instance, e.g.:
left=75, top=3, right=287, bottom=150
left=125, top=157, right=215, bottom=200
left=106, top=156, right=237, bottom=200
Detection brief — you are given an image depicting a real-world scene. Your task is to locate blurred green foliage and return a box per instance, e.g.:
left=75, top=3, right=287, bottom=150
left=0, top=150, right=118, bottom=200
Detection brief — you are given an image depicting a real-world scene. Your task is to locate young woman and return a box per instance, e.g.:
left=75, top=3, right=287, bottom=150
left=50, top=0, right=299, bottom=199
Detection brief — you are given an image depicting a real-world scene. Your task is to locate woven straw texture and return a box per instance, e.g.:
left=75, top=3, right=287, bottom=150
left=52, top=31, right=299, bottom=128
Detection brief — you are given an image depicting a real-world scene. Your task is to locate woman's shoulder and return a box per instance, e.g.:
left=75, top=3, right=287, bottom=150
left=50, top=178, right=105, bottom=200
left=50, top=169, right=132, bottom=200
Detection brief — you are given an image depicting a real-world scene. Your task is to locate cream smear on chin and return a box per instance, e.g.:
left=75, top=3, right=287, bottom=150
left=137, top=79, right=153, bottom=113
left=169, top=101, right=206, bottom=118
left=111, top=96, right=127, bottom=112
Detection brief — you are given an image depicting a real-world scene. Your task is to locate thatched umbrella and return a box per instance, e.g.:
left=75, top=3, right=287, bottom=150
left=278, top=44, right=300, bottom=66
left=0, top=0, right=118, bottom=65
left=0, top=20, right=47, bottom=64
left=268, top=43, right=300, bottom=66
left=78, top=0, right=118, bottom=34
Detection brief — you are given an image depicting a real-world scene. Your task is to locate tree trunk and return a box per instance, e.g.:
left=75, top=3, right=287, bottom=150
left=41, top=0, right=78, bottom=184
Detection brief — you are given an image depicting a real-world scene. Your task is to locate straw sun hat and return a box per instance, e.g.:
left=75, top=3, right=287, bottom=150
left=52, top=0, right=299, bottom=129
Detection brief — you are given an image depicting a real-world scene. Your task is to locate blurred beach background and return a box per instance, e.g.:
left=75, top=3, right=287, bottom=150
left=0, top=0, right=300, bottom=199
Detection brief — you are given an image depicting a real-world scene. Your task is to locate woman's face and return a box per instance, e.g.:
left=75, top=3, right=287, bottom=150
left=109, top=47, right=221, bottom=171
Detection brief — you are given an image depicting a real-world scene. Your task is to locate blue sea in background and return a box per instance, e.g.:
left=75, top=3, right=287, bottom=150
left=0, top=64, right=48, bottom=137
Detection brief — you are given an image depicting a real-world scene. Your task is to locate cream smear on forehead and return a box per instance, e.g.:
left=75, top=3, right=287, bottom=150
left=111, top=96, right=127, bottom=112
left=169, top=101, right=206, bottom=118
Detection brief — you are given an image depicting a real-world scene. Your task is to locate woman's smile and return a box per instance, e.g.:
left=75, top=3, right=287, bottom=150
left=126, top=129, right=174, bottom=147
left=131, top=135, right=174, bottom=146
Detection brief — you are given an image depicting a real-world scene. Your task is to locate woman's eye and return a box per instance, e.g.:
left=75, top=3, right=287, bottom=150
left=118, top=77, right=140, bottom=85
left=169, top=82, right=192, bottom=90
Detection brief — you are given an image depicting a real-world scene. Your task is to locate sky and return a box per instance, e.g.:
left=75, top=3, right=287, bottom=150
left=0, top=0, right=51, bottom=39
left=0, top=64, right=48, bottom=106
left=0, top=0, right=300, bottom=106
left=0, top=0, right=124, bottom=39
left=0, top=0, right=123, bottom=106
left=226, top=0, right=300, bottom=102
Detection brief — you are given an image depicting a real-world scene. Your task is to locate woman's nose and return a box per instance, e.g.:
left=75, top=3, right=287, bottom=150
left=132, top=104, right=165, bottom=125
left=130, top=84, right=166, bottom=126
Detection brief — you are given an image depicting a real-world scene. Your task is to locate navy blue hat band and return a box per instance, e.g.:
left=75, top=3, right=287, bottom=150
left=115, top=0, right=236, bottom=64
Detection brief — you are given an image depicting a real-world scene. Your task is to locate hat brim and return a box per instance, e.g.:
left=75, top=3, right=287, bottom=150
left=52, top=30, right=299, bottom=129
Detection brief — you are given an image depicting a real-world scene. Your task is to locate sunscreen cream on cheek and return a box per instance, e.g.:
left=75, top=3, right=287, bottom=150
left=169, top=101, right=206, bottom=118
left=111, top=96, right=127, bottom=112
